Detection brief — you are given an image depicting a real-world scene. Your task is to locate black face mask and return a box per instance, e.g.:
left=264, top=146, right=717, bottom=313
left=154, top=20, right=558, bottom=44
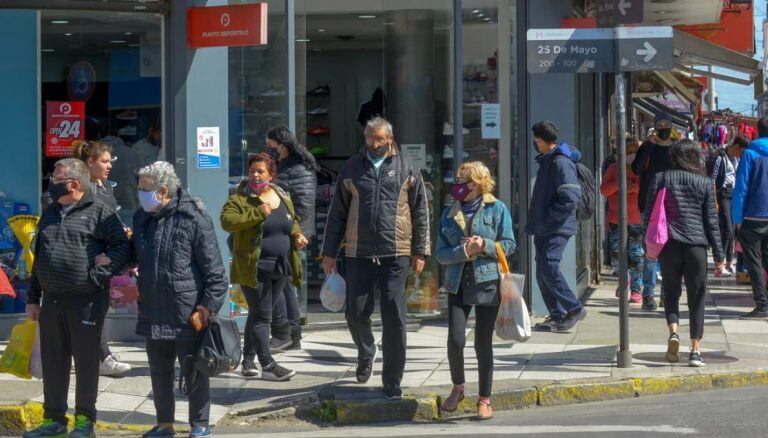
left=656, top=128, right=672, bottom=140
left=265, top=146, right=281, bottom=162
left=49, top=181, right=70, bottom=202
left=368, top=144, right=390, bottom=158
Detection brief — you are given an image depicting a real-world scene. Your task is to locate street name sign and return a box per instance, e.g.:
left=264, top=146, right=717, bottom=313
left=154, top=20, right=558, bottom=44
left=527, top=26, right=673, bottom=74
left=597, top=0, right=644, bottom=27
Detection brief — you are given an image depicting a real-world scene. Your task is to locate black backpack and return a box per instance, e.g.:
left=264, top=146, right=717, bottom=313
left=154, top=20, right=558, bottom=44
left=179, top=315, right=242, bottom=395
left=576, top=162, right=596, bottom=221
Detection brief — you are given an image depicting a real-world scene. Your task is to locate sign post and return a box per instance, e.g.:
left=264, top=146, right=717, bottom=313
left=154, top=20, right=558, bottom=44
left=527, top=25, right=674, bottom=369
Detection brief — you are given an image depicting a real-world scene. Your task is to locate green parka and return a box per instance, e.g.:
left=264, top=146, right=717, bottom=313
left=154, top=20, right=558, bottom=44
left=220, top=182, right=303, bottom=288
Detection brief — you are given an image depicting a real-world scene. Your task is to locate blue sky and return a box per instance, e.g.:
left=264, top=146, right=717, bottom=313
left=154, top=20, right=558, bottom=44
left=714, top=4, right=765, bottom=115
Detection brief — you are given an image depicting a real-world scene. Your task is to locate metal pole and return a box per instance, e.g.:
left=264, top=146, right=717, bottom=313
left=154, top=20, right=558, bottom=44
left=453, top=0, right=463, bottom=171
left=616, top=73, right=632, bottom=368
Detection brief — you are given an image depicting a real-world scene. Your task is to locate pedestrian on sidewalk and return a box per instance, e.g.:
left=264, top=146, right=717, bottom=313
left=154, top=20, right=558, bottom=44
left=24, top=158, right=131, bottom=438
left=711, top=136, right=748, bottom=277
left=526, top=121, right=587, bottom=333
left=600, top=138, right=647, bottom=305
left=321, top=117, right=430, bottom=400
left=221, top=153, right=308, bottom=382
left=264, top=125, right=318, bottom=353
left=643, top=140, right=724, bottom=368
left=132, top=161, right=228, bottom=438
left=632, top=114, right=676, bottom=309
left=732, top=117, right=768, bottom=319
left=435, top=162, right=515, bottom=420
left=74, top=141, right=133, bottom=378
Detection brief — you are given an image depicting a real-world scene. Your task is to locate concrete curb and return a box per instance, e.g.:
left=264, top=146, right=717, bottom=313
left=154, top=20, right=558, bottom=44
left=0, top=402, right=153, bottom=436
left=282, top=369, right=768, bottom=426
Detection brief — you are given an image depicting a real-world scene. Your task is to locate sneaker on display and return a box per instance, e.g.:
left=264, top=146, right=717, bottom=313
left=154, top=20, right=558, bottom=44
left=442, top=122, right=469, bottom=136
left=260, top=88, right=285, bottom=97
left=115, top=109, right=137, bottom=121
left=308, top=107, right=329, bottom=115
left=99, top=354, right=131, bottom=377
left=307, top=85, right=330, bottom=95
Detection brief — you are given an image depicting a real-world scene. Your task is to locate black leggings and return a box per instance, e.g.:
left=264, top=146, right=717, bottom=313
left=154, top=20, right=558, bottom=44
left=659, top=240, right=708, bottom=340
left=447, top=291, right=500, bottom=398
left=718, top=194, right=734, bottom=264
left=242, top=270, right=290, bottom=367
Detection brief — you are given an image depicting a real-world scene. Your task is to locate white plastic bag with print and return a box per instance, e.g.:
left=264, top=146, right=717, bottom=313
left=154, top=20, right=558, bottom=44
left=494, top=243, right=531, bottom=342
left=30, top=325, right=42, bottom=379
left=320, top=272, right=346, bottom=312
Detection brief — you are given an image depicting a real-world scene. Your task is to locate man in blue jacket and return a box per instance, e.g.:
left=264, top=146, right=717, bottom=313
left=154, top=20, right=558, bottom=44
left=733, top=117, right=768, bottom=319
left=526, top=121, right=587, bottom=333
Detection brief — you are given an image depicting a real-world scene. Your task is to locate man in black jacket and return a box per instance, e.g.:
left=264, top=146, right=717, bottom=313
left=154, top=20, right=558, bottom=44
left=25, top=158, right=131, bottom=438
left=321, top=117, right=430, bottom=400
left=631, top=113, right=675, bottom=310
left=710, top=136, right=748, bottom=275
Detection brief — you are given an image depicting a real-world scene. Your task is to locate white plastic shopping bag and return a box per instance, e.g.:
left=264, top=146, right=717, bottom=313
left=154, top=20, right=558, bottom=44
left=320, top=272, right=346, bottom=312
left=494, top=243, right=531, bottom=342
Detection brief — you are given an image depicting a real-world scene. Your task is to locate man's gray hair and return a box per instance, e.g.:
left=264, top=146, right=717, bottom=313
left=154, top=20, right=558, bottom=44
left=55, top=158, right=90, bottom=190
left=365, top=116, right=393, bottom=137
left=138, top=161, right=181, bottom=194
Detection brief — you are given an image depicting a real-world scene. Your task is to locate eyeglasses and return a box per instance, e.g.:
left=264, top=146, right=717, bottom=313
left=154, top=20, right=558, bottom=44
left=49, top=176, right=74, bottom=185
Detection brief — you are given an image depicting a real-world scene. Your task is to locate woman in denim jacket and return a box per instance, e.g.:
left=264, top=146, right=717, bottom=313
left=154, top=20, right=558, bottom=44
left=436, top=162, right=516, bottom=420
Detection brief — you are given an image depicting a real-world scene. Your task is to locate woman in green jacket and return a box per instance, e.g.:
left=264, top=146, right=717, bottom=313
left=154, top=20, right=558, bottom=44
left=221, top=153, right=308, bottom=381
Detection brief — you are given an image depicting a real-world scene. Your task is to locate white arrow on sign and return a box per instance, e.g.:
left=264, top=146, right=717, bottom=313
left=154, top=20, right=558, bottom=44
left=636, top=42, right=657, bottom=62
left=618, top=0, right=632, bottom=16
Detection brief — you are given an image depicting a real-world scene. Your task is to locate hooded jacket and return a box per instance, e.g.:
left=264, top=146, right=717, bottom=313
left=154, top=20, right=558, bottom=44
left=526, top=143, right=582, bottom=237
left=132, top=189, right=228, bottom=340
left=733, top=137, right=768, bottom=224
left=321, top=146, right=431, bottom=259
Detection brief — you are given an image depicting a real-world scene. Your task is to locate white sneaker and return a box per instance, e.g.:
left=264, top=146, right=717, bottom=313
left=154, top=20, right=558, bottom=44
left=99, top=354, right=131, bottom=377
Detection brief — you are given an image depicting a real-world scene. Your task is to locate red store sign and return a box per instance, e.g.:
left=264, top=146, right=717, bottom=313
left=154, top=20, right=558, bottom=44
left=45, top=101, right=85, bottom=158
left=187, top=3, right=268, bottom=48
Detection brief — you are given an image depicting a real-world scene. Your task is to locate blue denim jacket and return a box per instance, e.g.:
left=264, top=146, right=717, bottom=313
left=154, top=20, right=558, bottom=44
left=436, top=194, right=516, bottom=295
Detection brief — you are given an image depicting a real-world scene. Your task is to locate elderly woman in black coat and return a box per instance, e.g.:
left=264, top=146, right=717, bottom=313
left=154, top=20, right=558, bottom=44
left=131, top=161, right=228, bottom=438
left=264, top=126, right=318, bottom=352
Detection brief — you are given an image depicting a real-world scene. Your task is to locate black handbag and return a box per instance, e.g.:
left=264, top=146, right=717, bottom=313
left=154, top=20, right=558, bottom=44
left=179, top=315, right=242, bottom=395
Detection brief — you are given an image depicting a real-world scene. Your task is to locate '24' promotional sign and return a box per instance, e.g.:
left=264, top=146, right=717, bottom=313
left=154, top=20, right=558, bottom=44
left=46, top=101, right=85, bottom=157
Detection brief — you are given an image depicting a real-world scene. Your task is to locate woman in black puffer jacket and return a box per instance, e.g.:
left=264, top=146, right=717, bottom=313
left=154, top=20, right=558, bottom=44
left=264, top=126, right=318, bottom=350
left=643, top=140, right=724, bottom=368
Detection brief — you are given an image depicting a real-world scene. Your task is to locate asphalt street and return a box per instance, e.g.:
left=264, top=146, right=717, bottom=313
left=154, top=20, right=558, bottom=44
left=218, top=386, right=768, bottom=437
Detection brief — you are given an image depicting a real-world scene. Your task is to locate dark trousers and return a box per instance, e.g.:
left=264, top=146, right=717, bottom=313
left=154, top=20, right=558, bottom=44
left=345, top=256, right=410, bottom=386
left=718, top=194, right=735, bottom=264
left=270, top=282, right=302, bottom=341
left=242, top=270, right=290, bottom=366
left=447, top=292, right=499, bottom=397
left=99, top=290, right=112, bottom=360
left=739, top=220, right=768, bottom=310
left=659, top=240, right=708, bottom=340
left=39, top=293, right=107, bottom=423
left=534, top=234, right=582, bottom=322
left=146, top=338, right=209, bottom=427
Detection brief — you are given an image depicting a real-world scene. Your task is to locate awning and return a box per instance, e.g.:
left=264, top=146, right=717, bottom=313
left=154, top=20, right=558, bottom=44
left=633, top=98, right=692, bottom=131
left=674, top=30, right=760, bottom=79
left=654, top=71, right=699, bottom=105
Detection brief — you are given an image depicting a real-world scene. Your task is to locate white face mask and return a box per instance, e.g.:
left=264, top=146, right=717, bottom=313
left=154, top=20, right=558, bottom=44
left=138, top=189, right=162, bottom=212
left=626, top=153, right=637, bottom=164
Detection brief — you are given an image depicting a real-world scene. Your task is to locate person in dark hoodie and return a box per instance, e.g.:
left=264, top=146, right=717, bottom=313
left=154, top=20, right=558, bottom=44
left=131, top=161, right=228, bottom=438
left=25, top=158, right=131, bottom=438
left=631, top=113, right=675, bottom=310
left=526, top=121, right=587, bottom=333
left=733, top=117, right=768, bottom=319
left=264, top=125, right=317, bottom=353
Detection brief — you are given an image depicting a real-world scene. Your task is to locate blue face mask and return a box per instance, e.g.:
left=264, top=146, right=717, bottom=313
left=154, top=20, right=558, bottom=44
left=138, top=189, right=162, bottom=212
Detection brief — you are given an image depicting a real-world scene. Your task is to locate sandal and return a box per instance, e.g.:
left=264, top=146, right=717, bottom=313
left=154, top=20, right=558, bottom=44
left=477, top=400, right=493, bottom=420
left=440, top=388, right=465, bottom=412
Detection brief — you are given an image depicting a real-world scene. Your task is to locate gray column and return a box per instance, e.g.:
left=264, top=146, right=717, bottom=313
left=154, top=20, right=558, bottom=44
left=383, top=9, right=435, bottom=149
left=165, top=1, right=231, bottom=312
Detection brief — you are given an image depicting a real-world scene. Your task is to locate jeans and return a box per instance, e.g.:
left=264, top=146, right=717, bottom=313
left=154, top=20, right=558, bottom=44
left=642, top=257, right=659, bottom=297
left=659, top=240, right=708, bottom=340
left=345, top=256, right=410, bottom=387
left=146, top=338, right=210, bottom=427
left=447, top=292, right=499, bottom=397
left=39, top=293, right=107, bottom=424
left=739, top=220, right=768, bottom=310
left=242, top=270, right=290, bottom=366
left=609, top=223, right=645, bottom=294
left=718, top=193, right=735, bottom=264
left=534, top=234, right=582, bottom=322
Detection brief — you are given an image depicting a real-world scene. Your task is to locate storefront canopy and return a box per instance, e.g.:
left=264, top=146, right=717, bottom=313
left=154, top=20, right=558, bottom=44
left=674, top=30, right=760, bottom=82
left=633, top=98, right=692, bottom=131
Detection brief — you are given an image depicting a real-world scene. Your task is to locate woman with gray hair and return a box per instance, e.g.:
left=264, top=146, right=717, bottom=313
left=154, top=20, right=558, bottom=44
left=130, top=161, right=228, bottom=438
